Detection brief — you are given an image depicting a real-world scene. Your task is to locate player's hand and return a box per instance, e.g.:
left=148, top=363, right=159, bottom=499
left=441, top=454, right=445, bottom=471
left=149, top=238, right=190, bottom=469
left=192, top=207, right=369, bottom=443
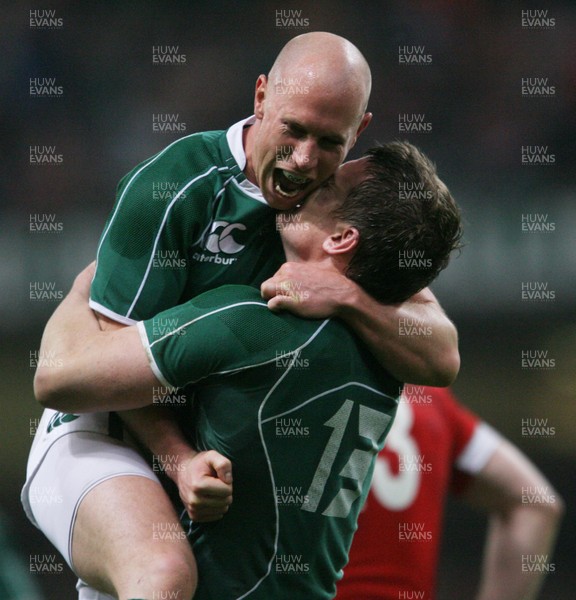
left=174, top=450, right=233, bottom=523
left=261, top=262, right=354, bottom=318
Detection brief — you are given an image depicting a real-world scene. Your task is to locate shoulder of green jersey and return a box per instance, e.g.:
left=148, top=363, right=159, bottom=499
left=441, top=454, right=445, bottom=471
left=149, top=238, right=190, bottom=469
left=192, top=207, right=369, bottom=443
left=146, top=301, right=332, bottom=384
left=210, top=317, right=332, bottom=377
left=94, top=161, right=220, bottom=291
left=148, top=300, right=269, bottom=348
left=115, top=166, right=223, bottom=320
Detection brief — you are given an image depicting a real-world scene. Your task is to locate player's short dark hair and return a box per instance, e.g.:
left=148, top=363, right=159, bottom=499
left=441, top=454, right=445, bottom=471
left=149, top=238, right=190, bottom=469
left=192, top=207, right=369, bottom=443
left=332, top=141, right=462, bottom=303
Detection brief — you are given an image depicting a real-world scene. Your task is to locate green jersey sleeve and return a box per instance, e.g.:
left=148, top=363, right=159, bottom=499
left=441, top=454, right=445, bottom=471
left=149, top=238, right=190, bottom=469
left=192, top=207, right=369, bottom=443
left=138, top=285, right=305, bottom=388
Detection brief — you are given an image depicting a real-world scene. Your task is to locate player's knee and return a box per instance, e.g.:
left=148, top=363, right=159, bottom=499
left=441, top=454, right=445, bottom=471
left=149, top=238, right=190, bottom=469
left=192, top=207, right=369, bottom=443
left=145, top=547, right=197, bottom=600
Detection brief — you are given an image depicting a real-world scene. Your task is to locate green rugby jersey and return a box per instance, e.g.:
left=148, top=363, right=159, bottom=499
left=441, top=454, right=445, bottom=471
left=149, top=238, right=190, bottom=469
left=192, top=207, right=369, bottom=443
left=90, top=117, right=285, bottom=323
left=138, top=285, right=401, bottom=599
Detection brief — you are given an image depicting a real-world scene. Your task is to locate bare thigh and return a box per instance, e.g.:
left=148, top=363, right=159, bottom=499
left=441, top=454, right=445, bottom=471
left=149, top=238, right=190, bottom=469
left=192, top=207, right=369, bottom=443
left=72, top=475, right=196, bottom=599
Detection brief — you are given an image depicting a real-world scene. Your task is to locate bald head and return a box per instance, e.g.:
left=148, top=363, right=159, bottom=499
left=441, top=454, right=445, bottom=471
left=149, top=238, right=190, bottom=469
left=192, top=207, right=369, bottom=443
left=246, top=32, right=372, bottom=210
left=269, top=32, right=372, bottom=117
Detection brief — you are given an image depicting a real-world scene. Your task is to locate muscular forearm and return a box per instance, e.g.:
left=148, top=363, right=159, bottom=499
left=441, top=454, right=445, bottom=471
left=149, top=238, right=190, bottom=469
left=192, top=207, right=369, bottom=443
left=119, top=405, right=198, bottom=486
left=338, top=284, right=460, bottom=386
left=476, top=505, right=562, bottom=600
left=120, top=405, right=233, bottom=521
left=34, top=273, right=103, bottom=409
left=261, top=262, right=460, bottom=385
left=34, top=266, right=162, bottom=411
left=35, top=316, right=157, bottom=412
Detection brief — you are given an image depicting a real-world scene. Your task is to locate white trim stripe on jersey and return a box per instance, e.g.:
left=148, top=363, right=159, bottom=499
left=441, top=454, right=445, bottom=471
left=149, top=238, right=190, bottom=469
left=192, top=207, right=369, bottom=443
left=136, top=321, right=174, bottom=390
left=88, top=300, right=138, bottom=326
left=94, top=132, right=202, bottom=279
left=261, top=381, right=397, bottom=424
left=139, top=303, right=333, bottom=390
left=208, top=319, right=330, bottom=378
left=190, top=175, right=236, bottom=248
left=235, top=323, right=326, bottom=598
left=126, top=166, right=220, bottom=318
left=456, top=422, right=502, bottom=474
left=148, top=301, right=269, bottom=346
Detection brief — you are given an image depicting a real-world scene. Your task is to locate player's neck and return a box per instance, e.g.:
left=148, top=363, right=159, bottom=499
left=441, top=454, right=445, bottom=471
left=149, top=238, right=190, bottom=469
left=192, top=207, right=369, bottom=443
left=283, top=249, right=342, bottom=273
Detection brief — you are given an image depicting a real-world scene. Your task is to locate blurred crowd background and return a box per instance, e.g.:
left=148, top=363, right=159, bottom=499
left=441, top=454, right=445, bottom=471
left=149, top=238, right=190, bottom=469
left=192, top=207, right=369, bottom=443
left=1, top=1, right=574, bottom=598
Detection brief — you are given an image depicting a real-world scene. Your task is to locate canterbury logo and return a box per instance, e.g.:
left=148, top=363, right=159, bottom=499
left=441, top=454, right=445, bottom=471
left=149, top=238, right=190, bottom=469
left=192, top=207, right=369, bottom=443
left=204, top=221, right=246, bottom=254
left=47, top=412, right=80, bottom=433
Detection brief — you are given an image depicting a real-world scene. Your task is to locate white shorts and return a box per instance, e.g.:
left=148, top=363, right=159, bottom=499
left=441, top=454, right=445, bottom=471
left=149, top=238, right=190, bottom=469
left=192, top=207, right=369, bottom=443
left=21, top=409, right=158, bottom=578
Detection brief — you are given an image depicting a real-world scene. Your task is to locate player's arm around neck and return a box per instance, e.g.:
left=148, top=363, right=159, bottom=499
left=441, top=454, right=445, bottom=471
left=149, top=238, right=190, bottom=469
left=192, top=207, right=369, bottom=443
left=262, top=262, right=459, bottom=386
left=339, top=283, right=460, bottom=386
left=33, top=264, right=158, bottom=412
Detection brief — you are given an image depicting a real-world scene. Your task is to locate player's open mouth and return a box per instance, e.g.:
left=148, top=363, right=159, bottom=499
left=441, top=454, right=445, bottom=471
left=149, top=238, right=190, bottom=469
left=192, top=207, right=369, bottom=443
left=273, top=169, right=311, bottom=198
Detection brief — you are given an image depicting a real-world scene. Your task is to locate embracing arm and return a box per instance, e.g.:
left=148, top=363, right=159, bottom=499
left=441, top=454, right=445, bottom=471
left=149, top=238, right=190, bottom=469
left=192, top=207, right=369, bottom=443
left=34, top=264, right=232, bottom=520
left=336, top=283, right=459, bottom=386
left=461, top=439, right=564, bottom=600
left=261, top=263, right=459, bottom=385
left=33, top=266, right=157, bottom=412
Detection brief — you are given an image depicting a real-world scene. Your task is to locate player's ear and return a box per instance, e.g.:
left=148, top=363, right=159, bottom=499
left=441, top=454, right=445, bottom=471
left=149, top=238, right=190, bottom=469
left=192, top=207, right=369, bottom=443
left=254, top=75, right=268, bottom=119
left=348, top=112, right=372, bottom=149
left=322, top=225, right=359, bottom=255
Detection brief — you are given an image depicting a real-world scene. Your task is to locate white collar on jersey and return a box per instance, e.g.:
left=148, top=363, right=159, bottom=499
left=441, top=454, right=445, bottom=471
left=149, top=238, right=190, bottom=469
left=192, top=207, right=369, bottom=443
left=226, top=116, right=268, bottom=204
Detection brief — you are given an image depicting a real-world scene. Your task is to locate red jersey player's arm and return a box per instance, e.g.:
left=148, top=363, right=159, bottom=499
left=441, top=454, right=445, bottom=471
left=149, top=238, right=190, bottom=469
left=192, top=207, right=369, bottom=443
left=33, top=263, right=232, bottom=522
left=460, top=437, right=564, bottom=600
left=261, top=263, right=459, bottom=386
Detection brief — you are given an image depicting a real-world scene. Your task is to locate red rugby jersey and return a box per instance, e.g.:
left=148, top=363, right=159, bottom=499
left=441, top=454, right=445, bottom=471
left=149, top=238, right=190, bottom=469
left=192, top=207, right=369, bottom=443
left=338, top=386, right=499, bottom=600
